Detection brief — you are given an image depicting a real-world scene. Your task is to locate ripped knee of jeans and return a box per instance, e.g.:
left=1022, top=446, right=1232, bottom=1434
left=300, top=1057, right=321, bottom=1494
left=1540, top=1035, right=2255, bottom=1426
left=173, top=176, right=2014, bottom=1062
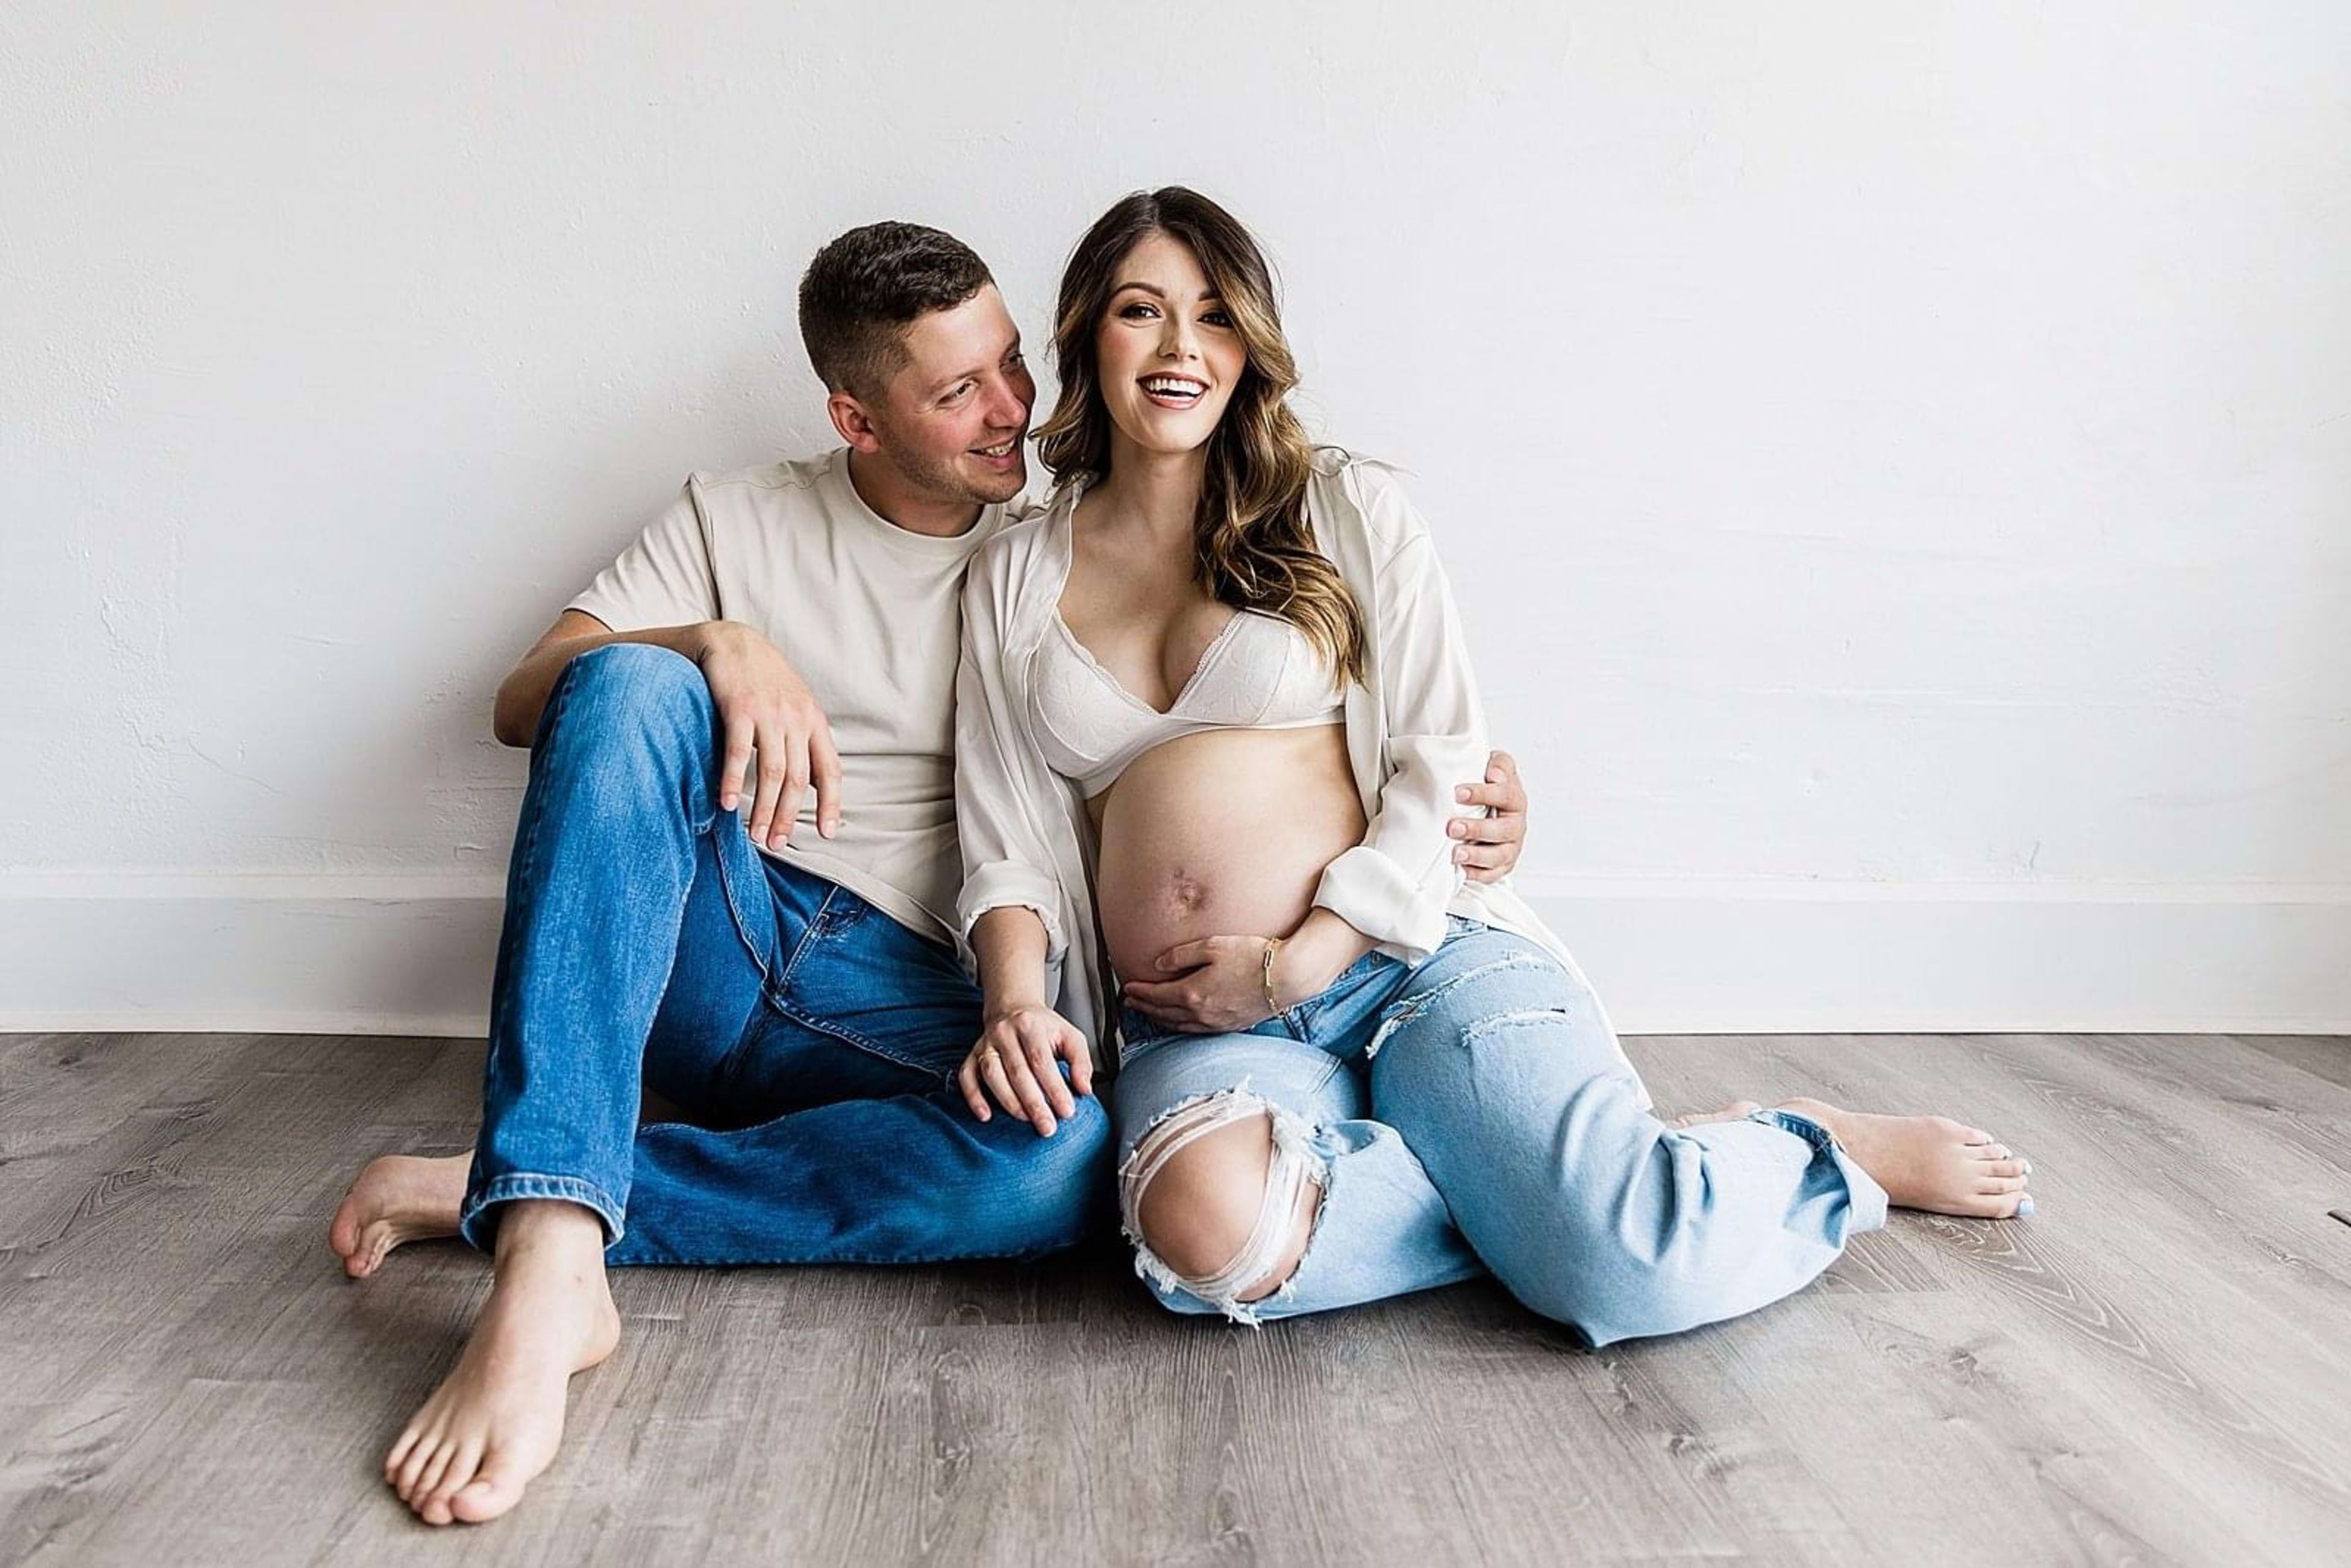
left=1116, top=1086, right=1325, bottom=1327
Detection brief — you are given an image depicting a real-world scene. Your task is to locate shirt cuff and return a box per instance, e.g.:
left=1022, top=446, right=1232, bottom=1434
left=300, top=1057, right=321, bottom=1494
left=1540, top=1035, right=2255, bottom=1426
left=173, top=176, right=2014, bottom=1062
left=1313, top=846, right=1453, bottom=963
left=958, top=862, right=1067, bottom=962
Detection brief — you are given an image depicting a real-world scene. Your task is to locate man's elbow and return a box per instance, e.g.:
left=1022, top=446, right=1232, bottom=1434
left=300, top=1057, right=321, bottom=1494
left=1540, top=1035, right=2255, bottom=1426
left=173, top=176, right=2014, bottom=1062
left=490, top=683, right=535, bottom=749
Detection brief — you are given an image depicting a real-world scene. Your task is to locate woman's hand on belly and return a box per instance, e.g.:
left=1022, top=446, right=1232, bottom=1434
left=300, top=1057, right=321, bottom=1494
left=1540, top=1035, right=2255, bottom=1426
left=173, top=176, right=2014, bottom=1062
left=1122, top=933, right=1283, bottom=1034
left=1122, top=910, right=1374, bottom=1033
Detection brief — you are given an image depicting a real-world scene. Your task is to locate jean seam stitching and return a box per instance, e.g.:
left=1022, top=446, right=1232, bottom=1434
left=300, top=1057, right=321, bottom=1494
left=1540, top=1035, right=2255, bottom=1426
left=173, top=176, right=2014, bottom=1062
left=770, top=994, right=956, bottom=1078
left=707, top=820, right=782, bottom=1008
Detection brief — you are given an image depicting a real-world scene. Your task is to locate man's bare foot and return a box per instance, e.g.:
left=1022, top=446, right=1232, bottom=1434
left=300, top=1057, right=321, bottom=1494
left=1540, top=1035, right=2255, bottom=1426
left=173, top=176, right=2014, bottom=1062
left=1777, top=1097, right=2033, bottom=1219
left=330, top=1153, right=470, bottom=1278
left=384, top=1200, right=620, bottom=1526
left=1668, top=1100, right=1762, bottom=1130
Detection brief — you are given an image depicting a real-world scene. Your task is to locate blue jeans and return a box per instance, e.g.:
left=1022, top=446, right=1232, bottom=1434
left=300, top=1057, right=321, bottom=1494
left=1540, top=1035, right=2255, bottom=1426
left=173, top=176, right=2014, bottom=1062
left=1112, top=919, right=1889, bottom=1346
left=462, top=642, right=1112, bottom=1264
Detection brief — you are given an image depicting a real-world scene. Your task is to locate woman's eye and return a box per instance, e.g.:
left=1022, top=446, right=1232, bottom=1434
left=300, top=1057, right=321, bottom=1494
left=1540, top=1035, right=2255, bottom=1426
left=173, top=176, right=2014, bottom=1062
left=1119, top=302, right=1158, bottom=320
left=1202, top=310, right=1233, bottom=328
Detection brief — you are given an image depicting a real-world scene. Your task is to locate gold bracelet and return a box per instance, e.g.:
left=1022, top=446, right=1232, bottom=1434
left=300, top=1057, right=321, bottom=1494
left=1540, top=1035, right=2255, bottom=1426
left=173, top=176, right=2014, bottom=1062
left=1262, top=936, right=1286, bottom=1016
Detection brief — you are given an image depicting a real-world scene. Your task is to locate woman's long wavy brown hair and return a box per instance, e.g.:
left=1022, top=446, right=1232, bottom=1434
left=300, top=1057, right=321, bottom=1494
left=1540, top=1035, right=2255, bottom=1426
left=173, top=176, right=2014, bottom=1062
left=1034, top=187, right=1366, bottom=685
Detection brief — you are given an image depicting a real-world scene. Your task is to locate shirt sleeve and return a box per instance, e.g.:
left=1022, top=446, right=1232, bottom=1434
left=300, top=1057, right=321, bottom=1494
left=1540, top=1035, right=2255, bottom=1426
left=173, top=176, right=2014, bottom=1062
left=953, top=550, right=1068, bottom=964
left=1312, top=467, right=1492, bottom=962
left=565, top=479, right=722, bottom=632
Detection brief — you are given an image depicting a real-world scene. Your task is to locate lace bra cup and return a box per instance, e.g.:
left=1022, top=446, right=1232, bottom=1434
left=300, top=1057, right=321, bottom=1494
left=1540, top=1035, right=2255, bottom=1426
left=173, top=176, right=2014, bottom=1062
left=1031, top=609, right=1346, bottom=795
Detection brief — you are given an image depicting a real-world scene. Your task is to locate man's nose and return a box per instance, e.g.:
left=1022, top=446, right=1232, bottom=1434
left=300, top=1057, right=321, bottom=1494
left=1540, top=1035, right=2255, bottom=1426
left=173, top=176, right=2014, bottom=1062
left=983, top=375, right=1028, bottom=429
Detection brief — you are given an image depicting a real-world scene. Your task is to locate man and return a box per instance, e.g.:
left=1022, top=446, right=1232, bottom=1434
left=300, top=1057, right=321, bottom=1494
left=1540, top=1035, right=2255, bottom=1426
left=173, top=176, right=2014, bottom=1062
left=327, top=223, right=1535, bottom=1526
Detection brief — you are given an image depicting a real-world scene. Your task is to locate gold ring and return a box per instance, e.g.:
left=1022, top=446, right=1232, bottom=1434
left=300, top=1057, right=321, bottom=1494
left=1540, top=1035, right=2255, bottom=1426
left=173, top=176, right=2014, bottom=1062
left=975, top=1046, right=1000, bottom=1065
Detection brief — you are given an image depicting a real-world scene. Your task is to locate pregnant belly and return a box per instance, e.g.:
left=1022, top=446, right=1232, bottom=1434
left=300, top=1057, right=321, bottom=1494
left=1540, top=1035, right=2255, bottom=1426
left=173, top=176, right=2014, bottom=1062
left=1090, top=724, right=1368, bottom=985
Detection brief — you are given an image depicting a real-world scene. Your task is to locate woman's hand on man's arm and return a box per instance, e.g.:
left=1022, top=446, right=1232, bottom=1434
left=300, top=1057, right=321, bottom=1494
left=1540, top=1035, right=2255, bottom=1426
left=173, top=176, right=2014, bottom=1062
left=961, top=907, right=1092, bottom=1137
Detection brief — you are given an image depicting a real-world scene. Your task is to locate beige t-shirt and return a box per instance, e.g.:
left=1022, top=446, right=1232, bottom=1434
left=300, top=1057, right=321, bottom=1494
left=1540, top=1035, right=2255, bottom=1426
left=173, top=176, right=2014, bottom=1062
left=568, top=449, right=1012, bottom=947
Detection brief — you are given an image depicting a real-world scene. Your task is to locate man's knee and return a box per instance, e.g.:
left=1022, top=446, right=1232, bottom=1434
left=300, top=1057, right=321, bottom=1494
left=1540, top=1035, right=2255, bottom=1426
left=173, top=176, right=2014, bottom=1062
left=1119, top=1092, right=1322, bottom=1316
left=544, top=643, right=716, bottom=759
left=972, top=1082, right=1114, bottom=1256
left=563, top=642, right=708, bottom=711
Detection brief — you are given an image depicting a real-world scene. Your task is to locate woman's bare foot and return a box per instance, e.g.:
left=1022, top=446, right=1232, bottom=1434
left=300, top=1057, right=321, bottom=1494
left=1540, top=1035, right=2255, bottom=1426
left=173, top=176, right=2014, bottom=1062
left=384, top=1200, right=620, bottom=1526
left=1776, top=1097, right=2033, bottom=1219
left=329, top=1153, right=470, bottom=1278
left=1668, top=1100, right=1762, bottom=1130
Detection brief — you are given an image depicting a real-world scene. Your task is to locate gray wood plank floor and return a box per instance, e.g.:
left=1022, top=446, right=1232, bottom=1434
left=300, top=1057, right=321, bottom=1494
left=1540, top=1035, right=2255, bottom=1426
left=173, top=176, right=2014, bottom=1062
left=2, top=1029, right=2347, bottom=1566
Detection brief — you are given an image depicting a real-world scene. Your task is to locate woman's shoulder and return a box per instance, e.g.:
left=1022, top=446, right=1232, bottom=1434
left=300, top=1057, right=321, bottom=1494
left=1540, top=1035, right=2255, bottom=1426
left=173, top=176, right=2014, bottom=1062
left=976, top=484, right=1071, bottom=571
left=1308, top=445, right=1429, bottom=552
left=966, top=482, right=1075, bottom=627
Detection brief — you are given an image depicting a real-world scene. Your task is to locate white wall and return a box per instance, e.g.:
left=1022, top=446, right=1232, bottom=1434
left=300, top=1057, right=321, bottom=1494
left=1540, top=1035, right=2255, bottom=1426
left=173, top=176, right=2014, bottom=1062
left=4, top=2, right=2347, bottom=1035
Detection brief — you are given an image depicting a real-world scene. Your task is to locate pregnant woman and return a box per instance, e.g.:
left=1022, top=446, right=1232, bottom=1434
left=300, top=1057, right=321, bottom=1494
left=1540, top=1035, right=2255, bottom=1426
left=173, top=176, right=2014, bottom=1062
left=953, top=187, right=2031, bottom=1341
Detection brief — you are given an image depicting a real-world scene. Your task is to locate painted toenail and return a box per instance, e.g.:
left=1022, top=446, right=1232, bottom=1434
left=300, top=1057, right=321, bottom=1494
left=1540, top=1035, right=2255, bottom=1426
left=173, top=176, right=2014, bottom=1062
left=2016, top=1195, right=2036, bottom=1217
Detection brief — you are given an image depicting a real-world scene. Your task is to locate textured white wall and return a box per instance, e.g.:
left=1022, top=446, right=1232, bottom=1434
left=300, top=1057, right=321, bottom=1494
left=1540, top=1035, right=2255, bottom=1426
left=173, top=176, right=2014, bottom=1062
left=4, top=2, right=2347, bottom=1032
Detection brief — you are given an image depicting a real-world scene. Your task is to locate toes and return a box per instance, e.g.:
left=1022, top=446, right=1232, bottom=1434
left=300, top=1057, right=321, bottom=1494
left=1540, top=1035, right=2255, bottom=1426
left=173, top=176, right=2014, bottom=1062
left=410, top=1439, right=458, bottom=1507
left=394, top=1440, right=434, bottom=1502
left=422, top=1437, right=487, bottom=1526
left=1969, top=1142, right=2012, bottom=1161
left=1977, top=1174, right=2028, bottom=1196
left=393, top=1423, right=449, bottom=1501
left=1976, top=1157, right=2028, bottom=1179
left=450, top=1465, right=529, bottom=1525
left=385, top=1424, right=425, bottom=1482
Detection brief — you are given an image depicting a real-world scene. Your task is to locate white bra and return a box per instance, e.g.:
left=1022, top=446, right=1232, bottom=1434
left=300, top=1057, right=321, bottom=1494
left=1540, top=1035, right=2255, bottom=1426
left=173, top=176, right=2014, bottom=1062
left=1030, top=607, right=1346, bottom=797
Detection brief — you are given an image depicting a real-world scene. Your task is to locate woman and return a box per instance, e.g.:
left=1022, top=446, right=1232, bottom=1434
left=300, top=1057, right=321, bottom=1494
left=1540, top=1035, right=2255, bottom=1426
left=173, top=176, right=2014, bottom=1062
left=953, top=187, right=2031, bottom=1341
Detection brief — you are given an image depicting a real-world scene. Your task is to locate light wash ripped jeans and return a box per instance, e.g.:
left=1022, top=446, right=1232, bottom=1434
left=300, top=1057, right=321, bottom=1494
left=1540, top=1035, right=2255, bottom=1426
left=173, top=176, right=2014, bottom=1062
left=1111, top=918, right=1890, bottom=1346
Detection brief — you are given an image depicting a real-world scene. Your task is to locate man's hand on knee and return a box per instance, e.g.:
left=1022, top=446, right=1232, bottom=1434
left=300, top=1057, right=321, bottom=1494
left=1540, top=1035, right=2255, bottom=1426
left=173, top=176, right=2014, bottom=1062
left=697, top=621, right=842, bottom=847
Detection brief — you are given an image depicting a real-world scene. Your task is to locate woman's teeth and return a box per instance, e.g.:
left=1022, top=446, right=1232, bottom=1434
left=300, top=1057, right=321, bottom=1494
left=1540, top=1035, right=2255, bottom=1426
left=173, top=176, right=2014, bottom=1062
left=1141, top=377, right=1205, bottom=407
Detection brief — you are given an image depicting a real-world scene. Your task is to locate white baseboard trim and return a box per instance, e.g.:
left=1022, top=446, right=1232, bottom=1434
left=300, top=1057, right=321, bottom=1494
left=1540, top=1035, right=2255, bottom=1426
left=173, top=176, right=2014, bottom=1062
left=2, top=872, right=2345, bottom=1038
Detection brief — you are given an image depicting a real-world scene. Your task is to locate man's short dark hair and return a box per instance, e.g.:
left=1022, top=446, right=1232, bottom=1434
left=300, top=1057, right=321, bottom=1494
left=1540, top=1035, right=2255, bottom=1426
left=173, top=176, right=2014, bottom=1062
left=798, top=222, right=994, bottom=399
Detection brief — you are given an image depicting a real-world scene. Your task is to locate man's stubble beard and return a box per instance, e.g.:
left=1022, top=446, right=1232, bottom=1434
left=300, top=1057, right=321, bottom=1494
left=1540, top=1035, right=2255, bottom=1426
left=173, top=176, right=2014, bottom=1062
left=871, top=420, right=1027, bottom=508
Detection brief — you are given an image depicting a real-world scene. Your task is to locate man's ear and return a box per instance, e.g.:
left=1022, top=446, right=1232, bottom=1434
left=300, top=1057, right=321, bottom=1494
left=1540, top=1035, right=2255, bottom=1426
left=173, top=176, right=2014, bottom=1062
left=827, top=390, right=882, bottom=454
